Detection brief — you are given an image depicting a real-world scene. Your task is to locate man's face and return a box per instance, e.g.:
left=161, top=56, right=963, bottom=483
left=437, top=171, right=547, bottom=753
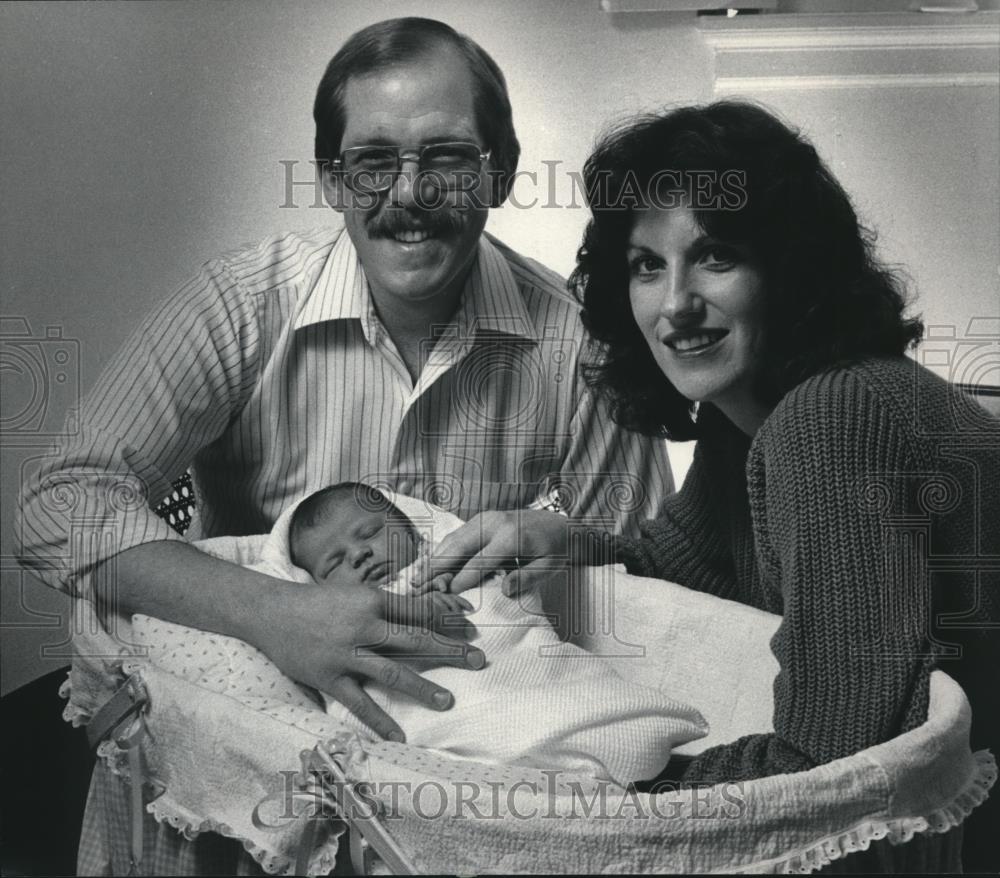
left=326, top=48, right=492, bottom=309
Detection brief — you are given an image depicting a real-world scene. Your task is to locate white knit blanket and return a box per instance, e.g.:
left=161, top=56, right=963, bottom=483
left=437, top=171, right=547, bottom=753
left=130, top=492, right=708, bottom=786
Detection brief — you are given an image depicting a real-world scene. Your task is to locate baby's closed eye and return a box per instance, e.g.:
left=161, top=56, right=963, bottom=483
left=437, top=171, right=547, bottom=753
left=322, top=553, right=344, bottom=579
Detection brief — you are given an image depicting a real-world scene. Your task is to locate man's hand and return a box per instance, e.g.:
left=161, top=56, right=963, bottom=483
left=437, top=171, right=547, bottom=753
left=425, top=589, right=472, bottom=617
left=252, top=581, right=482, bottom=742
left=410, top=510, right=574, bottom=596
left=110, top=541, right=484, bottom=744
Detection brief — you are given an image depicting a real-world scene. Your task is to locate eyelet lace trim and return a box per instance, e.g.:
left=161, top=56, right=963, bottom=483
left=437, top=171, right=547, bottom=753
left=742, top=750, right=996, bottom=874
left=59, top=671, right=91, bottom=727
left=143, top=799, right=343, bottom=877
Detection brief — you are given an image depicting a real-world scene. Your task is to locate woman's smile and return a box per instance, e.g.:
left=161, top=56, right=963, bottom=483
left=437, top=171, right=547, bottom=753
left=661, top=328, right=730, bottom=354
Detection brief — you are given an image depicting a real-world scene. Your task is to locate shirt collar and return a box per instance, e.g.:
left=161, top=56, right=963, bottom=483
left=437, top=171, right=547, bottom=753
left=454, top=232, right=539, bottom=343
left=294, top=229, right=539, bottom=343
left=293, top=228, right=371, bottom=330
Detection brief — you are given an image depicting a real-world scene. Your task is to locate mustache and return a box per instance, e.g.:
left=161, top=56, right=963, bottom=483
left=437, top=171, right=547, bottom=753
left=366, top=207, right=463, bottom=240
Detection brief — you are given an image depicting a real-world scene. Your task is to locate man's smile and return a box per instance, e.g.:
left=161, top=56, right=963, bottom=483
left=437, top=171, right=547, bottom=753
left=393, top=229, right=434, bottom=244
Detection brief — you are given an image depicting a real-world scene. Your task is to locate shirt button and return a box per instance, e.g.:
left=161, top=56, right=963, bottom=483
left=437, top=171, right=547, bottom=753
left=396, top=479, right=413, bottom=495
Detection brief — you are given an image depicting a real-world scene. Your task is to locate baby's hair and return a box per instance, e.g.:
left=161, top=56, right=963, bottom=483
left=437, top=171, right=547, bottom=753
left=289, top=481, right=419, bottom=564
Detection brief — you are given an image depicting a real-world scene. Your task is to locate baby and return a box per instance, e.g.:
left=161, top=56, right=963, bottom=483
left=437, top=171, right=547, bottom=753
left=132, top=484, right=709, bottom=785
left=287, top=480, right=467, bottom=616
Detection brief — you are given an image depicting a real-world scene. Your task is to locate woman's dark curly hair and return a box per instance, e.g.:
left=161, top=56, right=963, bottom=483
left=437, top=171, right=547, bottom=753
left=571, top=100, right=923, bottom=439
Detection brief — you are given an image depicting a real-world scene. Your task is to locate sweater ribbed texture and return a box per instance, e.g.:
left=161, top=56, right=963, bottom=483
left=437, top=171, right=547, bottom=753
left=617, top=357, right=999, bottom=870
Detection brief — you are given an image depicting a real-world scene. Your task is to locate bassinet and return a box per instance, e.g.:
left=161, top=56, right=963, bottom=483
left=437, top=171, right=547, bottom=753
left=64, top=521, right=994, bottom=875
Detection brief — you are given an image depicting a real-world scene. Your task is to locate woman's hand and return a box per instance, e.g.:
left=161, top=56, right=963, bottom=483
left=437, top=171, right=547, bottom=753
left=411, top=510, right=575, bottom=596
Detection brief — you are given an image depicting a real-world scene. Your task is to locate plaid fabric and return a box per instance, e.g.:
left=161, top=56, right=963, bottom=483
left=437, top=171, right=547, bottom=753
left=154, top=473, right=196, bottom=536
left=78, top=763, right=271, bottom=876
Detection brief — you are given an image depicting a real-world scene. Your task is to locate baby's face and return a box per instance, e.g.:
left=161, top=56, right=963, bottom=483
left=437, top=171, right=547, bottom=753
left=294, top=502, right=419, bottom=588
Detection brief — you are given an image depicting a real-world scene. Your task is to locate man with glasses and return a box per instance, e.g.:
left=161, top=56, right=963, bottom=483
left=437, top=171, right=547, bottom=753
left=18, top=17, right=673, bottom=873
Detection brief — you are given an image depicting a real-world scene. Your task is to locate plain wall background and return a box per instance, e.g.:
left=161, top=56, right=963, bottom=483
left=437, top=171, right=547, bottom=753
left=2, top=0, right=998, bottom=694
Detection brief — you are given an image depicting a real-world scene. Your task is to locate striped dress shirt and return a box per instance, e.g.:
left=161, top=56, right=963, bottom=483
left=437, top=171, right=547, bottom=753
left=16, top=227, right=673, bottom=592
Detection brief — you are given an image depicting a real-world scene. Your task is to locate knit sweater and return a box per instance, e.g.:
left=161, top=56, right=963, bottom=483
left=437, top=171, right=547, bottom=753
left=617, top=357, right=998, bottom=861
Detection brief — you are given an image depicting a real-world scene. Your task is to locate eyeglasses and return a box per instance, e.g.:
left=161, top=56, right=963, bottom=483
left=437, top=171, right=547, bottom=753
left=331, top=141, right=491, bottom=194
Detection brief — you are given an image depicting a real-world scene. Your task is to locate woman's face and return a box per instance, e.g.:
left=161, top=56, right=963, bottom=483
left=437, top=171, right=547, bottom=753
left=627, top=206, right=769, bottom=433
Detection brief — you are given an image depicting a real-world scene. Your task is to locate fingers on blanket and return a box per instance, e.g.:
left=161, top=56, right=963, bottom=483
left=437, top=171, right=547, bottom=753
left=411, top=512, right=505, bottom=586
left=382, top=590, right=474, bottom=638
left=429, top=589, right=471, bottom=613
left=377, top=627, right=485, bottom=670
left=355, top=652, right=455, bottom=711
left=325, top=676, right=405, bottom=743
left=501, top=557, right=562, bottom=597
left=429, top=572, right=456, bottom=594
left=445, top=549, right=512, bottom=594
left=410, top=572, right=460, bottom=598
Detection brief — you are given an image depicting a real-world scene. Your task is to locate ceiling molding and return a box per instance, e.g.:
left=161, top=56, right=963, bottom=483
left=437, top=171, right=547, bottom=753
left=715, top=70, right=1000, bottom=91
left=703, top=11, right=999, bottom=92
left=703, top=21, right=1000, bottom=51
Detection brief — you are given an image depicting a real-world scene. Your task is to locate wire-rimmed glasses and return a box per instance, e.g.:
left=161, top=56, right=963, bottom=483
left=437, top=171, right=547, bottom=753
left=331, top=141, right=491, bottom=195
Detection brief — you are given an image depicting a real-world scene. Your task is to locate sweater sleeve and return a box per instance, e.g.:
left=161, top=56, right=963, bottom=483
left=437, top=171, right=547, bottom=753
left=616, top=437, right=742, bottom=601
left=679, top=369, right=934, bottom=783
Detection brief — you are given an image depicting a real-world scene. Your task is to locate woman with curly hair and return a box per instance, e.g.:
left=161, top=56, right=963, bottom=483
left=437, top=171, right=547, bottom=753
left=417, top=101, right=999, bottom=871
